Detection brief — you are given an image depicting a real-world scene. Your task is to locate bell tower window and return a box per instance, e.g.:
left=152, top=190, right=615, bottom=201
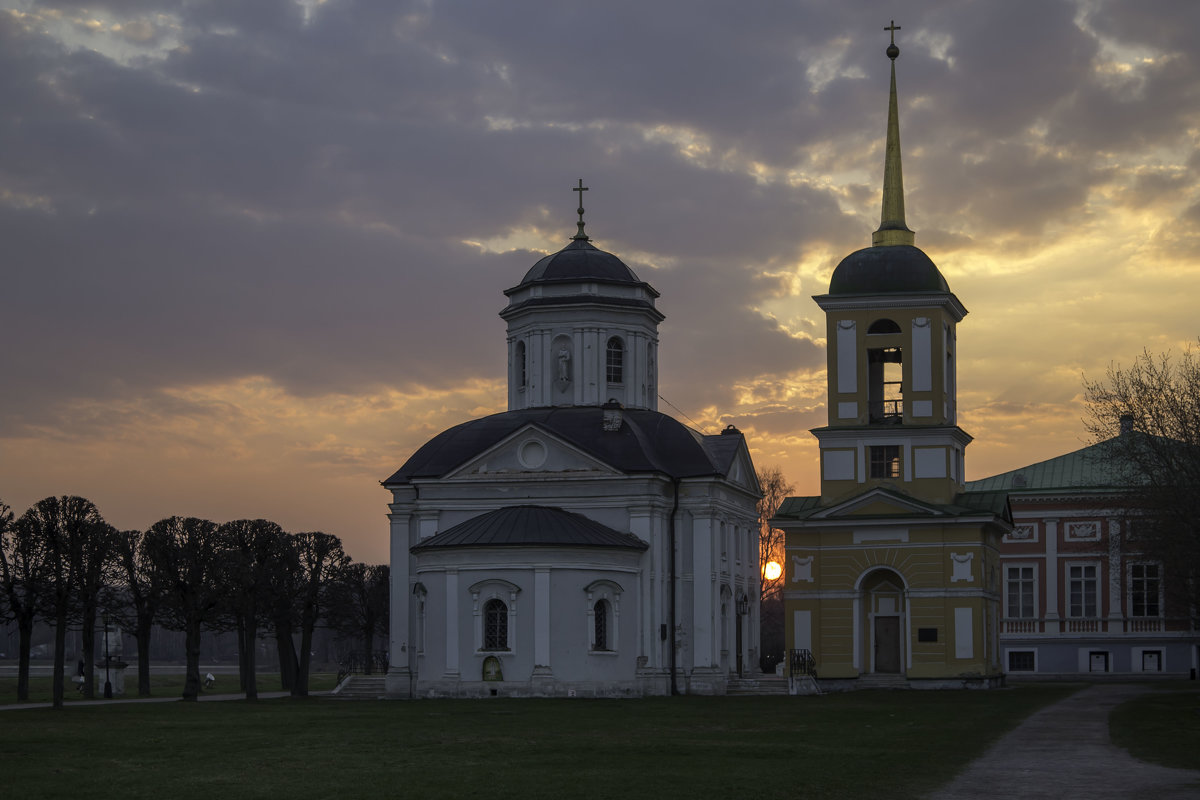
left=870, top=445, right=902, bottom=479
left=868, top=347, right=903, bottom=423
left=606, top=337, right=624, bottom=383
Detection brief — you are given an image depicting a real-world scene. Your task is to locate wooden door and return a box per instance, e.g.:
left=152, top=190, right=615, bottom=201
left=874, top=617, right=901, bottom=673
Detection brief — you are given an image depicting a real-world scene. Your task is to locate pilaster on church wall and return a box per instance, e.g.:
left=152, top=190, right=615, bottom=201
left=387, top=501, right=414, bottom=676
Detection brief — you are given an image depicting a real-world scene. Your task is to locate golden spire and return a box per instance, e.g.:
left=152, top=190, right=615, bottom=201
left=872, top=21, right=915, bottom=247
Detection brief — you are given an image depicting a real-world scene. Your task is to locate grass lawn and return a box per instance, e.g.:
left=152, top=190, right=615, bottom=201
left=1111, top=683, right=1200, bottom=771
left=0, top=684, right=1074, bottom=799
left=0, top=671, right=338, bottom=705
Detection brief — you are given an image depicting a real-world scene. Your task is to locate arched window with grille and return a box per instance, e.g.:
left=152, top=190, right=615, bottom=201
left=593, top=599, right=609, bottom=651
left=606, top=337, right=624, bottom=384
left=483, top=598, right=509, bottom=651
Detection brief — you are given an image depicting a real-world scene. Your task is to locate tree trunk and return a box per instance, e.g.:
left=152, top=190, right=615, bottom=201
left=295, top=619, right=314, bottom=697
left=277, top=627, right=298, bottom=694
left=244, top=615, right=258, bottom=700
left=16, top=615, right=33, bottom=702
left=51, top=610, right=67, bottom=709
left=136, top=616, right=154, bottom=697
left=81, top=605, right=96, bottom=700
left=183, top=621, right=202, bottom=701
left=236, top=615, right=248, bottom=692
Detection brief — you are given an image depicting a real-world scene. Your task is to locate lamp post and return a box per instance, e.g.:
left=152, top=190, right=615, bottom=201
left=102, top=612, right=113, bottom=699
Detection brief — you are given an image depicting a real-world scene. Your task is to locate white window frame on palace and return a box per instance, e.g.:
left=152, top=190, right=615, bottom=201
left=585, top=580, right=622, bottom=655
left=470, top=579, right=520, bottom=655
left=1003, top=562, right=1038, bottom=620
left=1004, top=648, right=1037, bottom=673
left=1128, top=562, right=1163, bottom=618
left=1066, top=561, right=1100, bottom=619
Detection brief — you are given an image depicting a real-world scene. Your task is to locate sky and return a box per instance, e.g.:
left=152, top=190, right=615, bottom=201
left=2, top=0, right=1198, bottom=563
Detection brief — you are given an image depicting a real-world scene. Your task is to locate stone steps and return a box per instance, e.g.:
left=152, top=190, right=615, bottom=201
left=332, top=675, right=388, bottom=699
left=726, top=675, right=791, bottom=696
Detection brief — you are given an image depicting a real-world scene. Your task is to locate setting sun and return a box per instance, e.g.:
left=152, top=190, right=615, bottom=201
left=763, top=561, right=782, bottom=581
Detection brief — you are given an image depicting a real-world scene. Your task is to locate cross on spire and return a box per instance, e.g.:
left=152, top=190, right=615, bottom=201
left=572, top=178, right=590, bottom=241
left=884, top=20, right=901, bottom=60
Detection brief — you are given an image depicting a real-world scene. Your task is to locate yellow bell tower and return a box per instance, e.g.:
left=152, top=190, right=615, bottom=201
left=776, top=23, right=1007, bottom=691
left=813, top=22, right=970, bottom=507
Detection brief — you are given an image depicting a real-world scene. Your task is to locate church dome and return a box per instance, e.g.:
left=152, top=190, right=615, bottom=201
left=827, top=244, right=950, bottom=296
left=516, top=239, right=643, bottom=287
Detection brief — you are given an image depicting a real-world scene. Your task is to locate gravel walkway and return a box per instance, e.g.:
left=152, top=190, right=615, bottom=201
left=929, top=683, right=1200, bottom=799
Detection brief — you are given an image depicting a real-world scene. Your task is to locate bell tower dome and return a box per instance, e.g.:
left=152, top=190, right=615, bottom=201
left=812, top=28, right=971, bottom=506
left=500, top=181, right=664, bottom=411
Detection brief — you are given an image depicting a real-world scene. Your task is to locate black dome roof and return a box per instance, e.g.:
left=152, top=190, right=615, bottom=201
left=828, top=245, right=950, bottom=295
left=517, top=239, right=642, bottom=287
left=383, top=407, right=737, bottom=485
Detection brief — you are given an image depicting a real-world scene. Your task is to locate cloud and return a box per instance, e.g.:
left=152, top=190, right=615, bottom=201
left=2, top=0, right=1199, bottom=549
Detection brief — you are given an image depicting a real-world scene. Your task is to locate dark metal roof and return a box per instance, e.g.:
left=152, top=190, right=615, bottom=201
left=505, top=239, right=656, bottom=295
left=410, top=505, right=649, bottom=552
left=825, top=244, right=950, bottom=296
left=383, top=407, right=741, bottom=485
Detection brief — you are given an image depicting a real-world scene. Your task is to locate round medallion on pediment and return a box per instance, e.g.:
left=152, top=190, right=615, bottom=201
left=518, top=439, right=547, bottom=469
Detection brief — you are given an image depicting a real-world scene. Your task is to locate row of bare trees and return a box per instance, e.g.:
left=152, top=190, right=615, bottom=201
left=0, top=496, right=389, bottom=707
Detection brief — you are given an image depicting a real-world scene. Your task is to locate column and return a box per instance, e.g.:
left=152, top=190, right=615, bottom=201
left=630, top=506, right=655, bottom=667
left=534, top=568, right=552, bottom=676
left=387, top=506, right=413, bottom=694
left=1107, top=518, right=1123, bottom=630
left=1044, top=519, right=1059, bottom=633
left=444, top=570, right=459, bottom=678
left=692, top=514, right=716, bottom=669
left=572, top=328, right=584, bottom=406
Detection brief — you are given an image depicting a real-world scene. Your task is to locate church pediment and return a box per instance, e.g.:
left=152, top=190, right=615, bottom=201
left=810, top=488, right=947, bottom=520
left=443, top=424, right=622, bottom=479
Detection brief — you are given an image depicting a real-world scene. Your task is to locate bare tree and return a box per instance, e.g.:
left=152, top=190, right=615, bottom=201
left=757, top=466, right=795, bottom=603
left=756, top=467, right=794, bottom=673
left=74, top=520, right=119, bottom=700
left=144, top=516, right=225, bottom=701
left=1084, top=343, right=1200, bottom=613
left=265, top=535, right=303, bottom=692
left=220, top=519, right=286, bottom=700
left=19, top=496, right=108, bottom=708
left=291, top=531, right=348, bottom=696
left=326, top=562, right=389, bottom=674
left=111, top=528, right=170, bottom=697
left=0, top=499, right=47, bottom=701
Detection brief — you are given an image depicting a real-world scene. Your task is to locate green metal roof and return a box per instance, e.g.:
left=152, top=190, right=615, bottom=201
left=964, top=435, right=1135, bottom=493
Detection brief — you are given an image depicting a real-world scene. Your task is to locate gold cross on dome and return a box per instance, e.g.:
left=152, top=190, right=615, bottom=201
left=885, top=20, right=901, bottom=45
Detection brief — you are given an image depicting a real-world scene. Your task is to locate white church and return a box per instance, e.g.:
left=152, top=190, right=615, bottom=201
left=382, top=195, right=762, bottom=697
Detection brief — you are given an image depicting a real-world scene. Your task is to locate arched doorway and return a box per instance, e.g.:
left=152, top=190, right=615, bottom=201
left=860, top=569, right=906, bottom=674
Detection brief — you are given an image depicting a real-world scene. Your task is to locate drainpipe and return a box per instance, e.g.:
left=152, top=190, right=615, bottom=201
left=669, top=477, right=680, bottom=695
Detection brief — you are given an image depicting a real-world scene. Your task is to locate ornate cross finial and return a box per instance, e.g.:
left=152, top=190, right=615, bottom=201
left=572, top=178, right=590, bottom=240
left=885, top=20, right=901, bottom=60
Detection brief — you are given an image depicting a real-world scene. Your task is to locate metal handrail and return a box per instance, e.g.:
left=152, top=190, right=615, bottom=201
left=788, top=648, right=817, bottom=678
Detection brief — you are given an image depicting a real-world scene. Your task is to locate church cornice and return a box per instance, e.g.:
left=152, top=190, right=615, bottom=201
left=500, top=294, right=665, bottom=321
left=813, top=292, right=967, bottom=320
